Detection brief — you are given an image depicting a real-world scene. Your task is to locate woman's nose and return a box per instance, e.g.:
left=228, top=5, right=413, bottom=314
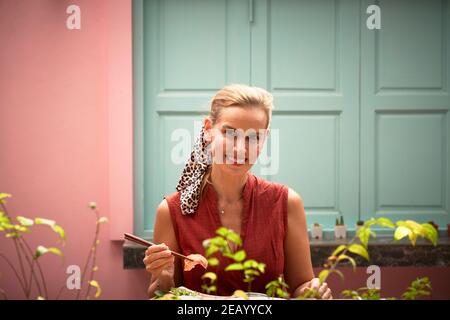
left=233, top=141, right=247, bottom=158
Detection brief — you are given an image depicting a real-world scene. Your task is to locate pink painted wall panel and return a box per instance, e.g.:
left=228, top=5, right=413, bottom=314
left=0, top=0, right=448, bottom=300
left=0, top=0, right=142, bottom=300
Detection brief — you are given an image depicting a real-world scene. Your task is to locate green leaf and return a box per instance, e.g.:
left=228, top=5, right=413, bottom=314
left=17, top=216, right=34, bottom=227
left=375, top=217, right=395, bottom=228
left=207, top=257, right=219, bottom=266
left=348, top=244, right=370, bottom=261
left=5, top=232, right=20, bottom=238
left=319, top=270, right=329, bottom=284
left=257, top=263, right=266, bottom=273
left=35, top=218, right=55, bottom=227
left=332, top=245, right=346, bottom=257
left=216, top=227, right=229, bottom=237
left=35, top=246, right=63, bottom=259
left=225, top=263, right=244, bottom=271
left=0, top=193, right=12, bottom=203
left=89, top=280, right=102, bottom=298
left=243, top=260, right=259, bottom=269
left=0, top=211, right=10, bottom=223
left=226, top=232, right=242, bottom=247
left=232, top=290, right=249, bottom=300
left=205, top=244, right=219, bottom=257
left=357, top=227, right=372, bottom=248
left=421, top=223, right=438, bottom=246
left=208, top=285, right=217, bottom=293
left=52, top=224, right=65, bottom=242
left=337, top=254, right=357, bottom=270
left=408, top=231, right=417, bottom=246
left=244, top=269, right=260, bottom=277
left=233, top=250, right=246, bottom=262
left=13, top=225, right=29, bottom=232
left=201, top=272, right=217, bottom=282
left=364, top=218, right=377, bottom=227
left=2, top=223, right=14, bottom=230
left=394, top=226, right=411, bottom=241
left=223, top=252, right=235, bottom=259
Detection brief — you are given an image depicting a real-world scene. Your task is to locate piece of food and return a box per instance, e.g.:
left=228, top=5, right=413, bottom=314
left=184, top=254, right=208, bottom=271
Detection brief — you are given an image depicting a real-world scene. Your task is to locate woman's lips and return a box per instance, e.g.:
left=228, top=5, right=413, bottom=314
left=225, top=155, right=246, bottom=165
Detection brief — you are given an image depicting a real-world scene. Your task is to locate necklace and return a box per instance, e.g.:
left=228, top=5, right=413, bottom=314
left=218, top=196, right=243, bottom=215
left=206, top=175, right=243, bottom=215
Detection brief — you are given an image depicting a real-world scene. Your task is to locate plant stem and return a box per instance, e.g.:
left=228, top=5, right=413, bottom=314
left=55, top=284, right=66, bottom=300
left=0, top=202, right=29, bottom=298
left=19, top=237, right=44, bottom=298
left=76, top=208, right=101, bottom=300
left=16, top=238, right=38, bottom=298
left=0, top=253, right=27, bottom=295
left=0, top=288, right=7, bottom=300
left=84, top=208, right=101, bottom=299
left=328, top=235, right=358, bottom=275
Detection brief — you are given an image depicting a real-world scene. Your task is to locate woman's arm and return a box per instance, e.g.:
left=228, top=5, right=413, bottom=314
left=284, top=188, right=332, bottom=299
left=147, top=199, right=183, bottom=297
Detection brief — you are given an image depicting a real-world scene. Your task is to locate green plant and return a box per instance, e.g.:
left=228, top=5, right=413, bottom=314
left=335, top=215, right=345, bottom=226
left=401, top=277, right=432, bottom=300
left=265, top=275, right=290, bottom=298
left=202, top=227, right=266, bottom=292
left=201, top=272, right=217, bottom=294
left=155, top=218, right=437, bottom=300
left=356, top=220, right=364, bottom=226
left=341, top=287, right=382, bottom=300
left=0, top=193, right=107, bottom=300
left=297, top=217, right=438, bottom=300
left=341, top=277, right=432, bottom=300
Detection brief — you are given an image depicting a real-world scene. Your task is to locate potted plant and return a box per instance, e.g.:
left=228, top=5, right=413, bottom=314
left=428, top=221, right=439, bottom=239
left=310, top=223, right=323, bottom=240
left=334, top=215, right=346, bottom=240
left=356, top=220, right=364, bottom=233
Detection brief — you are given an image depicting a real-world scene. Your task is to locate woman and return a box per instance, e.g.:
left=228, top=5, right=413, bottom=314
left=143, top=84, right=332, bottom=299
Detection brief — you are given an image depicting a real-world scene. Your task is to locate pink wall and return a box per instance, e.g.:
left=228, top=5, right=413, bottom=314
left=0, top=0, right=146, bottom=299
left=0, top=0, right=449, bottom=300
left=315, top=267, right=450, bottom=300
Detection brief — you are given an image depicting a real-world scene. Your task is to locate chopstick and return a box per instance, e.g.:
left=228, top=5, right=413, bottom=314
left=124, top=232, right=194, bottom=262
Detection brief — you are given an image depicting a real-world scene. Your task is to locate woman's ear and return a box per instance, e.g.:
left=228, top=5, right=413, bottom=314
left=203, top=117, right=212, bottom=130
left=203, top=117, right=212, bottom=142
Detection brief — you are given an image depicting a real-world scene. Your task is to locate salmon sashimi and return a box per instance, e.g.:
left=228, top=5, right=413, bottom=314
left=184, top=254, right=208, bottom=271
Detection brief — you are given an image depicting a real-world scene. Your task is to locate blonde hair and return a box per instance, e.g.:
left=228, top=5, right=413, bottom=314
left=199, top=84, right=274, bottom=198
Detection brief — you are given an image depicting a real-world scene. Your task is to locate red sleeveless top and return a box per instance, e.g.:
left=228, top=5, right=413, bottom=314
left=163, top=172, right=289, bottom=296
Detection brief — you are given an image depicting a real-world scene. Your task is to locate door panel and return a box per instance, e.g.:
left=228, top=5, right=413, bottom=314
left=251, top=0, right=360, bottom=227
left=360, top=0, right=450, bottom=226
left=140, top=0, right=251, bottom=238
left=135, top=0, right=449, bottom=238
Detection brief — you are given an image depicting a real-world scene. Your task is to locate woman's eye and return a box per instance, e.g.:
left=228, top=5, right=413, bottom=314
left=225, top=129, right=237, bottom=138
left=246, top=135, right=259, bottom=143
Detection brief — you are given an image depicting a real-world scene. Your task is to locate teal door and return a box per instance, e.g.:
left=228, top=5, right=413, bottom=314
left=360, top=0, right=450, bottom=226
left=250, top=0, right=360, bottom=229
left=134, top=0, right=450, bottom=238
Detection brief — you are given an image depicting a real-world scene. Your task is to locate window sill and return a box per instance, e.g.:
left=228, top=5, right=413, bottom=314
left=123, top=237, right=450, bottom=269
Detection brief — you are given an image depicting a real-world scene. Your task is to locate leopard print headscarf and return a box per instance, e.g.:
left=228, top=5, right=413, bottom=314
left=175, top=125, right=212, bottom=215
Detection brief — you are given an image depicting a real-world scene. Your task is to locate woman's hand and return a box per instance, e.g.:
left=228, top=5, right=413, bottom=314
left=143, top=243, right=175, bottom=280
left=294, top=278, right=333, bottom=299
